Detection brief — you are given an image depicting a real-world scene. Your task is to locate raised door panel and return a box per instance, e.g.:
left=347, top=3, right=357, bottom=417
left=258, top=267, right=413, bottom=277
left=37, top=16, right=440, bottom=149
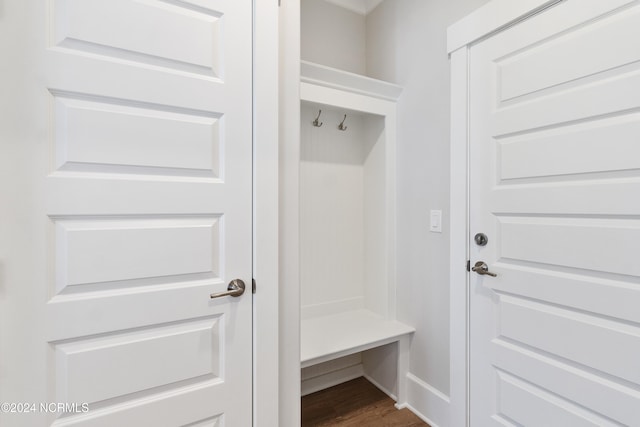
left=53, top=95, right=222, bottom=177
left=51, top=0, right=222, bottom=77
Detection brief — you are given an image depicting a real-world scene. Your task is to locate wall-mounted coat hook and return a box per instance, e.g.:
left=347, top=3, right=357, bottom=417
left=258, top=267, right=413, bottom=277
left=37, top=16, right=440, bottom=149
left=312, top=110, right=323, bottom=127
left=338, top=114, right=348, bottom=131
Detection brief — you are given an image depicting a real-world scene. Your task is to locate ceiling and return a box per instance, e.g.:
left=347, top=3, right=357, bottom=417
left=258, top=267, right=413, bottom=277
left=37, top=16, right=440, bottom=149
left=322, top=0, right=384, bottom=16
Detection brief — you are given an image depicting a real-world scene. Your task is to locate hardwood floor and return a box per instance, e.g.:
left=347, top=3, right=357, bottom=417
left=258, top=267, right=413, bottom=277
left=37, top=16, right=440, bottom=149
left=301, top=377, right=430, bottom=426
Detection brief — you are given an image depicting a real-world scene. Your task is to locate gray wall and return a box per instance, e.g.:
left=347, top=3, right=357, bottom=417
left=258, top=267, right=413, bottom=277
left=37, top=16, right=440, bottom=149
left=366, top=0, right=490, bottom=396
left=301, top=0, right=367, bottom=74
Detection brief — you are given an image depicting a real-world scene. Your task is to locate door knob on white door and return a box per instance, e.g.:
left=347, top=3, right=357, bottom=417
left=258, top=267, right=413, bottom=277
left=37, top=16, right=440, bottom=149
left=210, top=279, right=246, bottom=299
left=474, top=233, right=488, bottom=246
left=472, top=261, right=497, bottom=277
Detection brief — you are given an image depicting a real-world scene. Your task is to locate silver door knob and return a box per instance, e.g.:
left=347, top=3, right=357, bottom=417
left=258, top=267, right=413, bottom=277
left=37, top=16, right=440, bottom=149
left=472, top=261, right=497, bottom=277
left=474, top=233, right=488, bottom=246
left=210, top=279, right=246, bottom=299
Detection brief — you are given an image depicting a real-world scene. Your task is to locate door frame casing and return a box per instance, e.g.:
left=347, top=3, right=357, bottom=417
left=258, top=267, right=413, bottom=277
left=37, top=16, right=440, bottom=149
left=277, top=0, right=302, bottom=425
left=447, top=1, right=563, bottom=426
left=253, top=0, right=280, bottom=426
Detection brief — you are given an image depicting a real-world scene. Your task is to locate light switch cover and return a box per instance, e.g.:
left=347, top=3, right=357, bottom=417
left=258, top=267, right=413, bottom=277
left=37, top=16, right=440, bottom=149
left=430, top=210, right=442, bottom=233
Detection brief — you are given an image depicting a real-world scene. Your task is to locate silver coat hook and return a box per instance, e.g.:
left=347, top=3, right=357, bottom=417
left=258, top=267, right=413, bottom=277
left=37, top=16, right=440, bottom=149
left=338, top=114, right=348, bottom=131
left=312, top=109, right=323, bottom=127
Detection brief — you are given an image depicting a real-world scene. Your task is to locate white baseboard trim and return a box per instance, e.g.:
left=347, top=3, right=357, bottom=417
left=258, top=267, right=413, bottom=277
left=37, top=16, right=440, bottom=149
left=405, top=373, right=451, bottom=427
left=301, top=364, right=364, bottom=396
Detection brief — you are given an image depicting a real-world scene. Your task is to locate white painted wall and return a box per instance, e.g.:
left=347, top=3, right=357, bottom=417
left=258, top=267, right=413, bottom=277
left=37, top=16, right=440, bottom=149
left=299, top=104, right=388, bottom=318
left=300, top=105, right=366, bottom=313
left=301, top=0, right=367, bottom=75
left=365, top=0, right=491, bottom=418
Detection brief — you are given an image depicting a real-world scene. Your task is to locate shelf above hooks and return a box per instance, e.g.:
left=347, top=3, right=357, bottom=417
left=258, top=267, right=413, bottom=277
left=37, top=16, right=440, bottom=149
left=301, top=61, right=403, bottom=102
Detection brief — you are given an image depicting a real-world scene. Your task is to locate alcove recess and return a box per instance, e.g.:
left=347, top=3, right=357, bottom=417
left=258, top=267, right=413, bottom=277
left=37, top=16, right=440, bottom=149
left=300, top=61, right=414, bottom=403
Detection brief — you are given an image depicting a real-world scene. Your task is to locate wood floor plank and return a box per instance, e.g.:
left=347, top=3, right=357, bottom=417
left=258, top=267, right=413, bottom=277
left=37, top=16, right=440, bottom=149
left=301, top=377, right=430, bottom=427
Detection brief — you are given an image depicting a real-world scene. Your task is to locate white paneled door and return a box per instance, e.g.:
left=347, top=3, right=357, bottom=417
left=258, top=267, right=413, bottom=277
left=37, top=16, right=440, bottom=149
left=0, top=1, right=252, bottom=425
left=469, top=1, right=640, bottom=425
